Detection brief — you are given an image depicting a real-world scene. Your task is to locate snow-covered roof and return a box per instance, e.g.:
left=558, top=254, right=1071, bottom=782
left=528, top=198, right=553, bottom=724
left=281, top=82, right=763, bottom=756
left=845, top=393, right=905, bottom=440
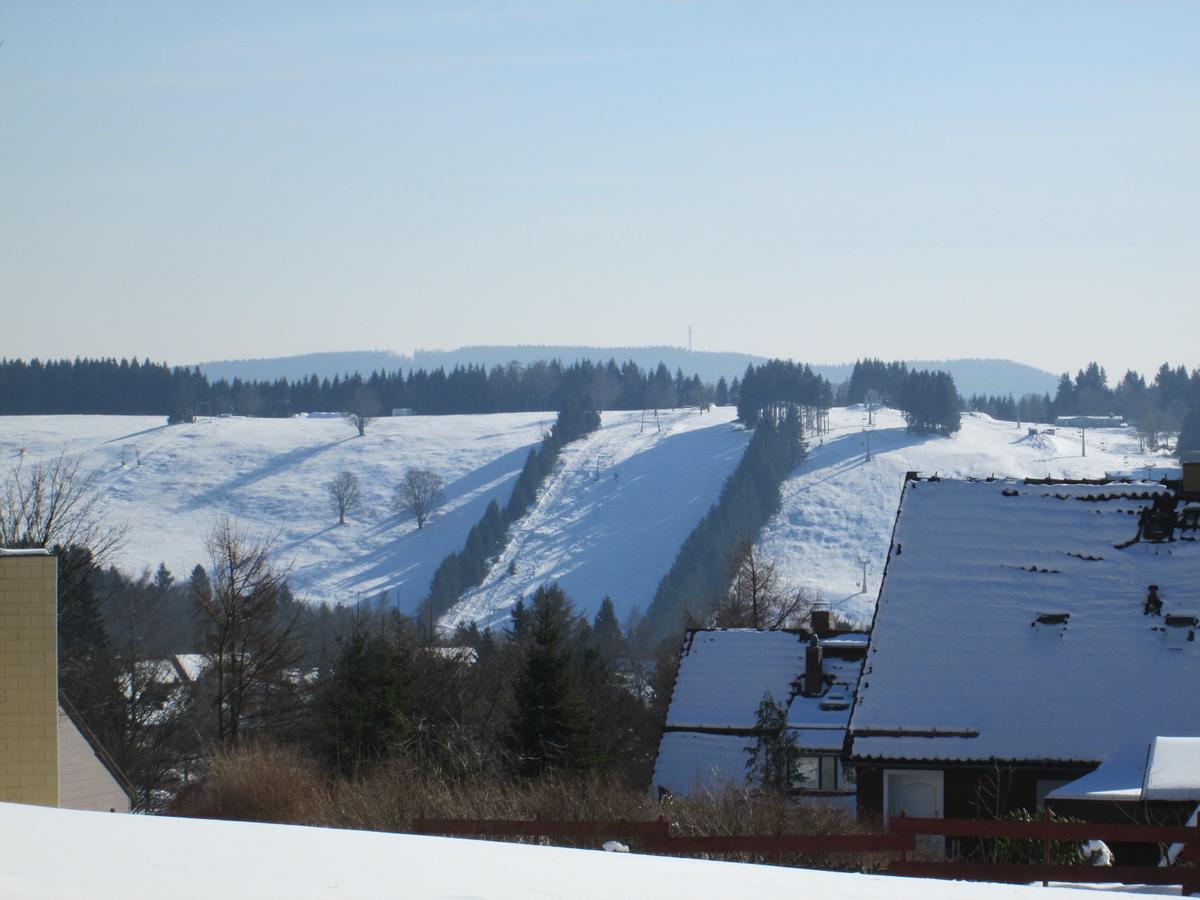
left=848, top=478, right=1200, bottom=764
left=1143, top=736, right=1200, bottom=801
left=787, top=655, right=862, bottom=751
left=1044, top=743, right=1147, bottom=802
left=652, top=732, right=755, bottom=795
left=173, top=653, right=208, bottom=683
left=653, top=629, right=864, bottom=794
left=663, top=630, right=807, bottom=730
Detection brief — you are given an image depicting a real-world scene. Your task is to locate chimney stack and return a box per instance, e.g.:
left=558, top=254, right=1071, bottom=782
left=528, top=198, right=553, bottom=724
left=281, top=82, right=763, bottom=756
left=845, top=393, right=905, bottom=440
left=803, top=638, right=824, bottom=697
left=811, top=609, right=833, bottom=638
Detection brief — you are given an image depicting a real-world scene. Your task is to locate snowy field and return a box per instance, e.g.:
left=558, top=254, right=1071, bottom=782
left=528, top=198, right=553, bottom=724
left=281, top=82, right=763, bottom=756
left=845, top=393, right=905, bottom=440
left=758, top=407, right=1174, bottom=624
left=0, top=413, right=552, bottom=611
left=442, top=406, right=747, bottom=630
left=0, top=802, right=1165, bottom=899
left=0, top=407, right=1173, bottom=626
left=0, top=409, right=746, bottom=622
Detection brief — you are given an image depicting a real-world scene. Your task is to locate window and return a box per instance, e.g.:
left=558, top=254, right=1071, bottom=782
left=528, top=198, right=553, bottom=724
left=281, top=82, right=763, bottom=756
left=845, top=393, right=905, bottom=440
left=795, top=755, right=855, bottom=791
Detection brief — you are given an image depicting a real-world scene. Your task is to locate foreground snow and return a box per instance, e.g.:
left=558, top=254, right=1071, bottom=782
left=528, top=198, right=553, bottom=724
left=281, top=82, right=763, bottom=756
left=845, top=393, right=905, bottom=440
left=0, top=803, right=1158, bottom=899
left=757, top=408, right=1172, bottom=623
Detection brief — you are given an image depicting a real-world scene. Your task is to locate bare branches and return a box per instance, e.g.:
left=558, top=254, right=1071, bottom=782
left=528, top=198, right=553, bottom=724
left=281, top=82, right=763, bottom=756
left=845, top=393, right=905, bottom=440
left=194, top=516, right=303, bottom=748
left=0, top=450, right=126, bottom=560
left=395, top=467, right=445, bottom=529
left=344, top=387, right=380, bottom=437
left=328, top=471, right=362, bottom=525
left=714, top=540, right=817, bottom=630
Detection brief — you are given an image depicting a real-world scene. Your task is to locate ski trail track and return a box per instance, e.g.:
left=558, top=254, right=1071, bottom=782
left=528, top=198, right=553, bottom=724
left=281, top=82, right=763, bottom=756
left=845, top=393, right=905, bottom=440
left=443, top=407, right=748, bottom=631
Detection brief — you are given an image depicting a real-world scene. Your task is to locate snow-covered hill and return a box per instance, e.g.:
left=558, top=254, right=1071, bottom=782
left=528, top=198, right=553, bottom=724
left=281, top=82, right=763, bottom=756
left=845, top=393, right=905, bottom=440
left=442, top=407, right=749, bottom=631
left=0, top=409, right=747, bottom=622
left=0, top=407, right=1173, bottom=628
left=757, top=407, right=1174, bottom=624
left=0, top=413, right=552, bottom=610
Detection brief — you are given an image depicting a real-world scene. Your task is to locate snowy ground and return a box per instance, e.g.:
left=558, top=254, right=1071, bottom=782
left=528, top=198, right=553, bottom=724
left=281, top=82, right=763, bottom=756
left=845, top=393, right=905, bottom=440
left=0, top=413, right=552, bottom=611
left=442, top=406, right=748, bottom=630
left=0, top=407, right=1172, bottom=626
left=0, top=409, right=746, bottom=622
left=757, top=407, right=1175, bottom=624
left=0, top=802, right=1167, bottom=899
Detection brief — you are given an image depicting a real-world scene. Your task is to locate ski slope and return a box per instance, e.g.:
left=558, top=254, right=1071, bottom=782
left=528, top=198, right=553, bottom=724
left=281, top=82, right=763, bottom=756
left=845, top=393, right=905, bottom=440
left=442, top=407, right=749, bottom=631
left=0, top=407, right=1173, bottom=628
left=758, top=407, right=1174, bottom=624
left=0, top=413, right=552, bottom=611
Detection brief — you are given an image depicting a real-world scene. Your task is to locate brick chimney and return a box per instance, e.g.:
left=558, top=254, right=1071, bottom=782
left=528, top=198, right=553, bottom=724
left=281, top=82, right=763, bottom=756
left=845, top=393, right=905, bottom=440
left=803, top=638, right=824, bottom=697
left=811, top=609, right=833, bottom=638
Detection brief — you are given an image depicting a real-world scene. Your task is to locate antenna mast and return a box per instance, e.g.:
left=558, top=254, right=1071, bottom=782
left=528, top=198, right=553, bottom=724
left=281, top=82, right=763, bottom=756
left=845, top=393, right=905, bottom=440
left=687, top=325, right=693, bottom=353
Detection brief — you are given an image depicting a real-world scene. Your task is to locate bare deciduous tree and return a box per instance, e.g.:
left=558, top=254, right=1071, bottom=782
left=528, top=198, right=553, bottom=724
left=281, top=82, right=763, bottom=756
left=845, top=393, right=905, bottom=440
left=394, top=467, right=445, bottom=529
left=344, top=387, right=380, bottom=437
left=193, top=517, right=304, bottom=748
left=0, top=451, right=126, bottom=559
left=714, top=539, right=816, bottom=630
left=328, top=471, right=362, bottom=525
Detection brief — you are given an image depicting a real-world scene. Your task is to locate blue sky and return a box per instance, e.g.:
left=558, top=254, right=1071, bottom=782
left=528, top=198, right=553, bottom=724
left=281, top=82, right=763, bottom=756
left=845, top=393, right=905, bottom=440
left=2, top=1, right=1196, bottom=378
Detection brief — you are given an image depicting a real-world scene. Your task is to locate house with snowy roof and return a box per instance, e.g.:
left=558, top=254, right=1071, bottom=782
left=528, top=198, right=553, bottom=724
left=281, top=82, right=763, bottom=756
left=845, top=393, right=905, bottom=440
left=652, top=611, right=868, bottom=805
left=846, top=465, right=1200, bottom=836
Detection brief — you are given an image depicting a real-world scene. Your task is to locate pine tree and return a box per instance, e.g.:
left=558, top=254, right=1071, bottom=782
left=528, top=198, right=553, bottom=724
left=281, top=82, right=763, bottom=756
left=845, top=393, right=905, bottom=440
left=744, top=691, right=799, bottom=792
left=508, top=584, right=593, bottom=775
left=589, top=597, right=626, bottom=662
left=320, top=620, right=413, bottom=773
left=1179, top=407, right=1200, bottom=457
left=153, top=562, right=174, bottom=594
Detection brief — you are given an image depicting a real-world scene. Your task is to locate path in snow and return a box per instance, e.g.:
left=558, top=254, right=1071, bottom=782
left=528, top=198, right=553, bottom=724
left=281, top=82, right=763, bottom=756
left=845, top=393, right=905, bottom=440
left=442, top=407, right=749, bottom=631
left=757, top=407, right=1175, bottom=624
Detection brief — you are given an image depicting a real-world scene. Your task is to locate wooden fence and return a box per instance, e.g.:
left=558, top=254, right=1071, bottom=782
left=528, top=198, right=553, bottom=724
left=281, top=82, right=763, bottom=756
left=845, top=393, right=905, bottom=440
left=888, top=815, right=1200, bottom=894
left=410, top=814, right=1200, bottom=894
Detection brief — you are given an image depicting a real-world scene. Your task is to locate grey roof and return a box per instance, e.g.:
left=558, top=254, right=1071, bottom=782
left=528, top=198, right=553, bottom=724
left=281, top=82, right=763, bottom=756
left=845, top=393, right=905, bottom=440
left=848, top=478, right=1200, bottom=764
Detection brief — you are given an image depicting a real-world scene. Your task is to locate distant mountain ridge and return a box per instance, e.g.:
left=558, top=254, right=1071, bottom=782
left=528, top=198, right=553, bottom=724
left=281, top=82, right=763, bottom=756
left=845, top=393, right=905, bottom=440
left=195, top=347, right=1059, bottom=399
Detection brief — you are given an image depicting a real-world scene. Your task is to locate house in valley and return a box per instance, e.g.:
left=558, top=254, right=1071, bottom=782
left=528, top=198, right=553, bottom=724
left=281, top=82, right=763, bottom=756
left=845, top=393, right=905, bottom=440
left=652, top=612, right=868, bottom=806
left=846, top=466, right=1200, bottom=838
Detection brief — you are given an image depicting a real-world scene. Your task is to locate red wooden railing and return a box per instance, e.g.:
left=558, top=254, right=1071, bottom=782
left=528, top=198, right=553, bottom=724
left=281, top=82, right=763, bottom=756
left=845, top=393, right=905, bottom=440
left=887, top=815, right=1200, bottom=895
left=409, top=814, right=1200, bottom=894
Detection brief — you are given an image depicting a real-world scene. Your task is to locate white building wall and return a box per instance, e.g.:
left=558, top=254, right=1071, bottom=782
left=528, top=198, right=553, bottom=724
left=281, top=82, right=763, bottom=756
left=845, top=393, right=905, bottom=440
left=57, top=708, right=131, bottom=813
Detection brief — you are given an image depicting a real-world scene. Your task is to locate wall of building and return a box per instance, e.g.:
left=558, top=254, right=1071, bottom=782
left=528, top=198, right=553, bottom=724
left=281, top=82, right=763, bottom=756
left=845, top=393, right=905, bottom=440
left=0, top=551, right=59, bottom=806
left=854, top=761, right=1091, bottom=824
left=57, top=709, right=131, bottom=813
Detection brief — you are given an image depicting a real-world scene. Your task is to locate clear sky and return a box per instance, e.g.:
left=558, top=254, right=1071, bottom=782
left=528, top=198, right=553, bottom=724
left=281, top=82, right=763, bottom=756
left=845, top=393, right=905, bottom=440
left=2, top=1, right=1196, bottom=379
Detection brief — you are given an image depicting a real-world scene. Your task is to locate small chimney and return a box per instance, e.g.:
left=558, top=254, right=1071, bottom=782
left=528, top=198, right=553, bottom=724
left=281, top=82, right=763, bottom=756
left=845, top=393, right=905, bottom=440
left=811, top=609, right=833, bottom=638
left=1145, top=584, right=1163, bottom=616
left=803, top=638, right=824, bottom=697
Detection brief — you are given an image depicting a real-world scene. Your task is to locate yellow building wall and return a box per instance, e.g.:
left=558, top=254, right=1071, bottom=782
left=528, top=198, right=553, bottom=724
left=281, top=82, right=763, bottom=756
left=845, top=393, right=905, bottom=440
left=0, top=551, right=59, bottom=806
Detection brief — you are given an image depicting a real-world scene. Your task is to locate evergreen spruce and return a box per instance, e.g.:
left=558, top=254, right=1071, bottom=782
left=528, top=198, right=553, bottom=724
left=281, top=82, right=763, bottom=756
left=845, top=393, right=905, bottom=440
left=508, top=584, right=593, bottom=776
